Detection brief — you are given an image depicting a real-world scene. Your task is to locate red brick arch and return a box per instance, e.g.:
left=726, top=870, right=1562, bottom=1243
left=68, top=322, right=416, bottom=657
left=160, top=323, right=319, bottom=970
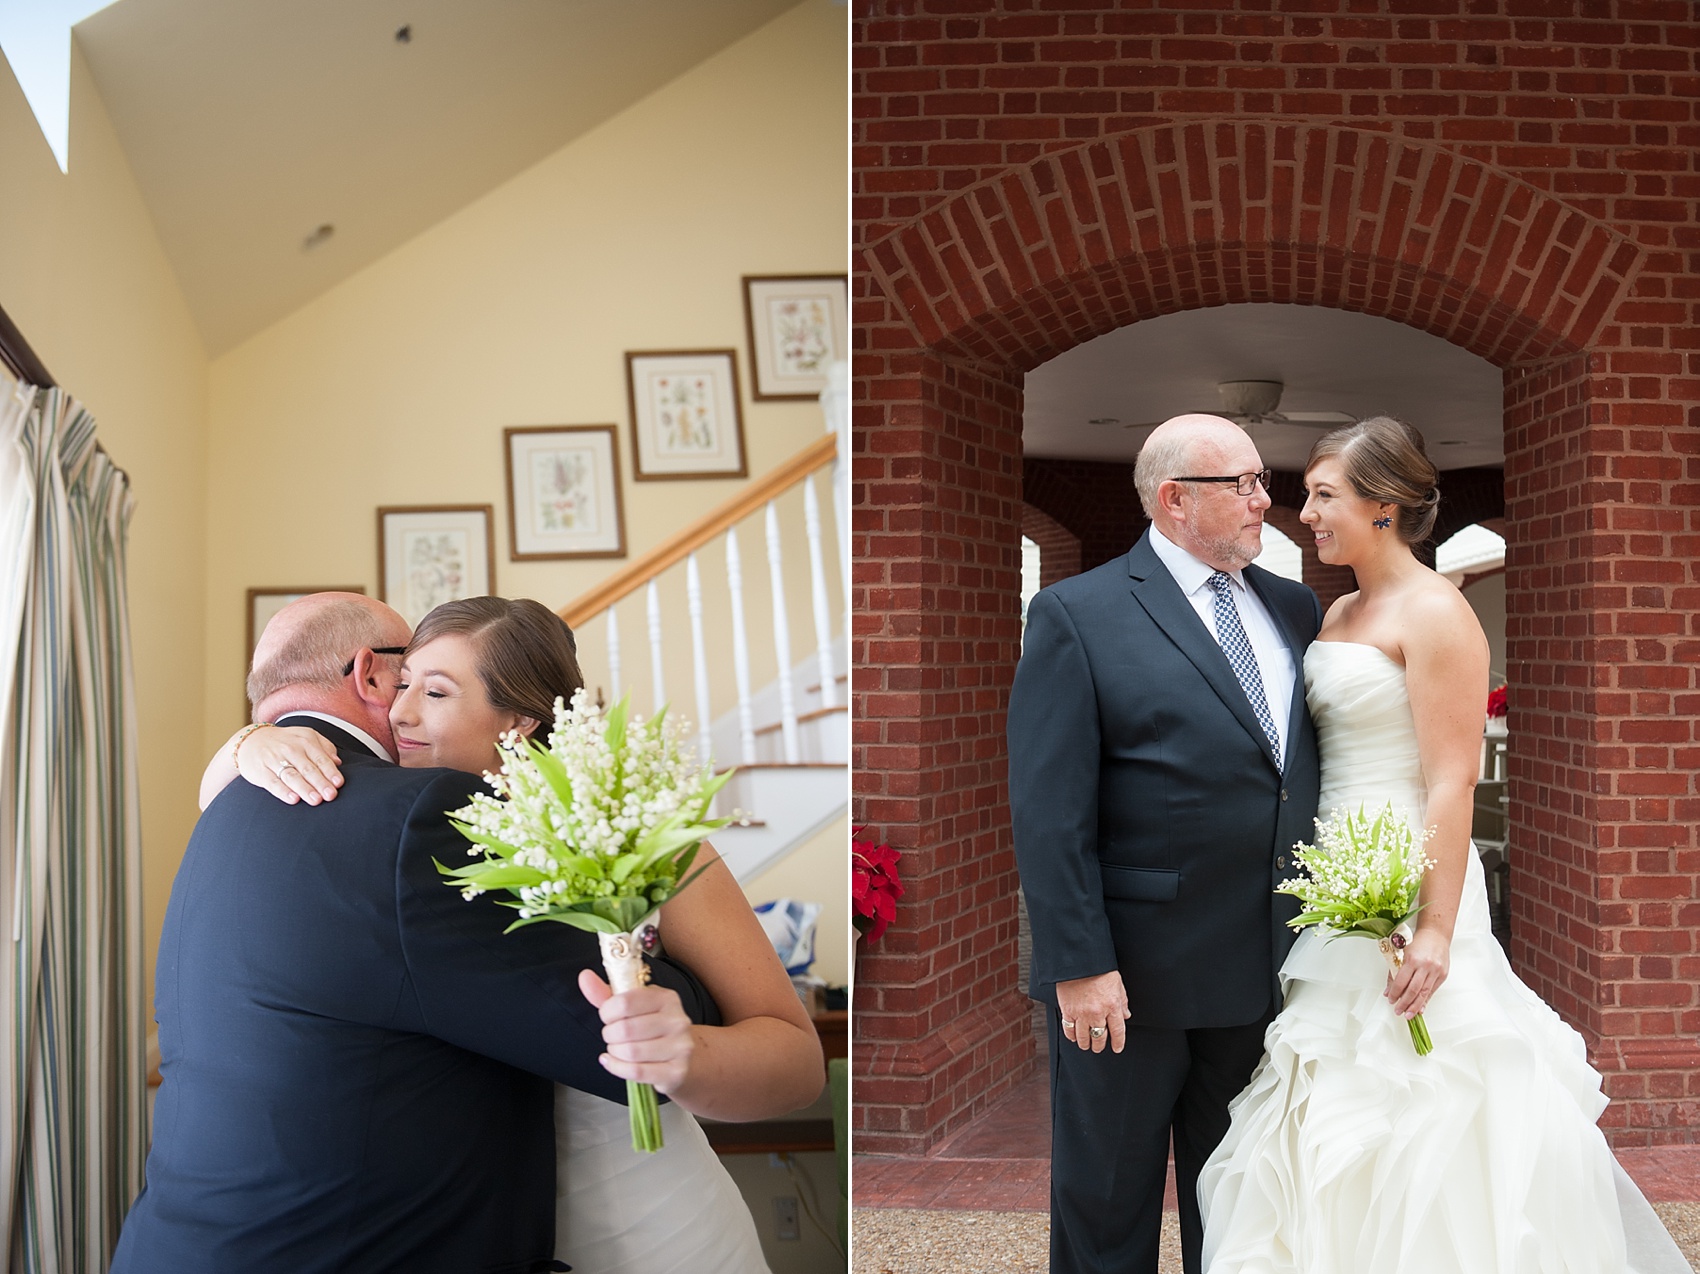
left=865, top=121, right=1641, bottom=371
left=854, top=112, right=1698, bottom=1155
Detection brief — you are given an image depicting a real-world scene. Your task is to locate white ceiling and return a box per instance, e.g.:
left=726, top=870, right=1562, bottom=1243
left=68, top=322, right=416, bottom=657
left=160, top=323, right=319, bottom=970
left=72, top=0, right=802, bottom=355
left=1023, top=304, right=1506, bottom=473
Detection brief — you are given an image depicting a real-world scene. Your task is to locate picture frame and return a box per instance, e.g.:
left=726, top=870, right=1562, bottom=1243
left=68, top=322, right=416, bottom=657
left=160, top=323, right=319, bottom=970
left=504, top=424, right=627, bottom=560
left=741, top=274, right=847, bottom=401
left=377, top=504, right=496, bottom=628
left=624, top=348, right=747, bottom=480
left=245, top=585, right=365, bottom=714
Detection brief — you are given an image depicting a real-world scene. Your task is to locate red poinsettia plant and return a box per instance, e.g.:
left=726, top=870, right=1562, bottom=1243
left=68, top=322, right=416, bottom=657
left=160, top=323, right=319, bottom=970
left=1486, top=684, right=1508, bottom=719
left=852, top=829, right=904, bottom=944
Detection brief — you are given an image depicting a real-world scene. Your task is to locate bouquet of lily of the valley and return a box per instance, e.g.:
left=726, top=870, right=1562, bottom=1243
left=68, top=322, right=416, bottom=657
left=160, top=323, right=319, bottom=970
left=1276, top=803, right=1439, bottom=1056
left=438, top=690, right=733, bottom=1151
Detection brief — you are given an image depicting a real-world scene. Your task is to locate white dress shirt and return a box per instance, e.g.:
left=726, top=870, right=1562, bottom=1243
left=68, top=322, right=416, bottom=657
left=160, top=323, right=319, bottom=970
left=1149, top=525, right=1296, bottom=770
left=277, top=710, right=394, bottom=761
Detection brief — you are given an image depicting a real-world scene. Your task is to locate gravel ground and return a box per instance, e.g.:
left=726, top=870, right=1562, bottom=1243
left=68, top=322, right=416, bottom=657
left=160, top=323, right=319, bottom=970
left=851, top=1204, right=1700, bottom=1273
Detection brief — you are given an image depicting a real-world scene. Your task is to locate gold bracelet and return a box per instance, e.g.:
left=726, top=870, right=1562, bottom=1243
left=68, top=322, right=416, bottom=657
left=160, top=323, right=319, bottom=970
left=231, top=722, right=273, bottom=769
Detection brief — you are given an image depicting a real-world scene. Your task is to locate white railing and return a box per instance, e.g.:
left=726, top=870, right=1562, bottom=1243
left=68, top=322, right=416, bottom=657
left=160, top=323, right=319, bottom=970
left=559, top=400, right=846, bottom=771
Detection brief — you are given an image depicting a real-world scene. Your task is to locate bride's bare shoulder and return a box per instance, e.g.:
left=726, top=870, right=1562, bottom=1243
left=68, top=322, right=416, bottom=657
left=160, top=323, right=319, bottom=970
left=1398, top=573, right=1486, bottom=663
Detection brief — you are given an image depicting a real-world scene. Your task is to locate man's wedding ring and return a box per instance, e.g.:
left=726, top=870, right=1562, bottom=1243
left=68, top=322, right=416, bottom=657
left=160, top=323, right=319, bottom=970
left=1089, top=1025, right=1106, bottom=1039
left=1060, top=1018, right=1077, bottom=1030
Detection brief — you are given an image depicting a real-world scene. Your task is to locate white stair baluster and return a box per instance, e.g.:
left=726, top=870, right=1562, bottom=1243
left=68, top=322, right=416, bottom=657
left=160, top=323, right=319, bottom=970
left=824, top=362, right=850, bottom=673
left=685, top=553, right=713, bottom=764
left=646, top=580, right=666, bottom=714
left=803, top=475, right=836, bottom=710
left=724, top=528, right=758, bottom=765
left=765, top=501, right=800, bottom=764
left=605, top=606, right=622, bottom=703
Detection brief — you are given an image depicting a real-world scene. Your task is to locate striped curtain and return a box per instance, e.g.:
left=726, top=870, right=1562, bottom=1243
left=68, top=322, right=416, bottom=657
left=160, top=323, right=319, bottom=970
left=0, top=384, right=146, bottom=1273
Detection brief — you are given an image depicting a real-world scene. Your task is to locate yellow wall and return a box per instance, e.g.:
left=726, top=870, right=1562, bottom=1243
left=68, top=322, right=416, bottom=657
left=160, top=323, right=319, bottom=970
left=200, top=1, right=847, bottom=969
left=205, top=0, right=844, bottom=719
left=0, top=43, right=211, bottom=1008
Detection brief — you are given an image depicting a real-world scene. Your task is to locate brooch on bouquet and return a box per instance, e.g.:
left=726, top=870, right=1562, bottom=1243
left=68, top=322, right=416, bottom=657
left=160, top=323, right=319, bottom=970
left=1276, top=804, right=1439, bottom=1056
left=437, top=691, right=733, bottom=1151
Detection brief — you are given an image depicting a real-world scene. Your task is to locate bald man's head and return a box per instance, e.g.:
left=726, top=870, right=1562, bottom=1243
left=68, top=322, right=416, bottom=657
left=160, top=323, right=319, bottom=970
left=247, top=592, right=412, bottom=723
left=1133, top=413, right=1271, bottom=571
left=1133, top=415, right=1251, bottom=518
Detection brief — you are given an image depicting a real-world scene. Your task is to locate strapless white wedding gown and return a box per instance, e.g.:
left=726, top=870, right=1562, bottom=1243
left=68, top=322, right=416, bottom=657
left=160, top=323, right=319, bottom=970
left=1198, top=642, right=1689, bottom=1274
left=554, top=1085, right=770, bottom=1272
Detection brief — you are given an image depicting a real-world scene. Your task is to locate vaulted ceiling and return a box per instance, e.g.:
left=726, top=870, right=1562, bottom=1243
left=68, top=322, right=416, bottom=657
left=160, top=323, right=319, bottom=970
left=70, top=0, right=801, bottom=354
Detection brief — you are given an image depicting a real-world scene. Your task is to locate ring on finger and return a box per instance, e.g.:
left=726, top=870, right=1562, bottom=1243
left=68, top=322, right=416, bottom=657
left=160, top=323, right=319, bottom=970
left=1089, top=1025, right=1106, bottom=1039
left=1060, top=1018, right=1076, bottom=1030
left=276, top=762, right=298, bottom=775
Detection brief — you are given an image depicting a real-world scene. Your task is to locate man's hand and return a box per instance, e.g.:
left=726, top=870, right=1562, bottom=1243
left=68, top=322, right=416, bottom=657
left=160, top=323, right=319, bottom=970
left=1056, top=971, right=1131, bottom=1054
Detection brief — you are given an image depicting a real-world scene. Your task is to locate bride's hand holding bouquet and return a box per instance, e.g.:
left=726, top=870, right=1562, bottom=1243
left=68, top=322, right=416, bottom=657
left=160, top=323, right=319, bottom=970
left=1383, top=919, right=1450, bottom=1026
left=579, top=968, right=696, bottom=1097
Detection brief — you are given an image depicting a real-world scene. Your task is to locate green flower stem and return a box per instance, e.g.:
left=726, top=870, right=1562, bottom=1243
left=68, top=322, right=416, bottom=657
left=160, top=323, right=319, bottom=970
left=628, top=1079, right=662, bottom=1153
left=1408, top=1012, right=1433, bottom=1056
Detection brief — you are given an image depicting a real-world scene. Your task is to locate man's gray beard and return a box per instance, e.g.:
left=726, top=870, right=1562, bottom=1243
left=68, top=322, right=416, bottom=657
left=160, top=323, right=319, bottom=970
left=1191, top=528, right=1261, bottom=570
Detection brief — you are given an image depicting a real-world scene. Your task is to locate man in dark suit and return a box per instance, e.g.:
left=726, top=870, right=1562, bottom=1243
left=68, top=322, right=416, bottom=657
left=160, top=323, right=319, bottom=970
left=1009, top=416, right=1323, bottom=1274
left=112, top=593, right=716, bottom=1274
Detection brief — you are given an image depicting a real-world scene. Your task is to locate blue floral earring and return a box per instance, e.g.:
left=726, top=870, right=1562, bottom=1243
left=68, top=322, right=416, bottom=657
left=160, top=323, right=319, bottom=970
left=1373, top=513, right=1393, bottom=529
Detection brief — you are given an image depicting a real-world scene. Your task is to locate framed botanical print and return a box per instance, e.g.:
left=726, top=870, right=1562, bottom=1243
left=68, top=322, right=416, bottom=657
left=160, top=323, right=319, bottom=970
left=245, top=585, right=365, bottom=713
left=624, top=349, right=747, bottom=480
left=741, top=274, right=847, bottom=400
left=504, top=424, right=627, bottom=560
left=377, top=504, right=495, bottom=627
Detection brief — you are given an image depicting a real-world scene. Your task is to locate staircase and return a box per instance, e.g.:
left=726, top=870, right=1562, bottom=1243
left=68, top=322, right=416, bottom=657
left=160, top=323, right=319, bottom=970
left=559, top=368, right=848, bottom=884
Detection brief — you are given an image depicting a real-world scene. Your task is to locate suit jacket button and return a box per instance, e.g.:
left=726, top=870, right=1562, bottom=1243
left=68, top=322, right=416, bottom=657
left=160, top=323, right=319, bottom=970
left=1276, top=855, right=1288, bottom=870
left=1280, top=789, right=1289, bottom=801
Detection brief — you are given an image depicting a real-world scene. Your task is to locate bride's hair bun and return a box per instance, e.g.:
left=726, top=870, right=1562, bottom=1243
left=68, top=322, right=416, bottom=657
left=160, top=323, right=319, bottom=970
left=1304, top=416, right=1441, bottom=545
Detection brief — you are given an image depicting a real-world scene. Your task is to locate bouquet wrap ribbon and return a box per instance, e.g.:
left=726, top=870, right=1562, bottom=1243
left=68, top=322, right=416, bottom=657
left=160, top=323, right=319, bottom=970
left=597, top=928, right=654, bottom=995
left=596, top=919, right=664, bottom=1152
left=1376, top=921, right=1415, bottom=974
left=1375, top=921, right=1434, bottom=1056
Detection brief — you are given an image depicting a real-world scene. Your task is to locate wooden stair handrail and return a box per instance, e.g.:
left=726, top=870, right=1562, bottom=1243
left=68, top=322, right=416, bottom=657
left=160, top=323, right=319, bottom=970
left=559, top=434, right=837, bottom=629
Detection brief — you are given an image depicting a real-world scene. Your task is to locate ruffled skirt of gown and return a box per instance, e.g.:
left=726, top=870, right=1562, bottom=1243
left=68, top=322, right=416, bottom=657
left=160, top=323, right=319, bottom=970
left=554, top=1085, right=771, bottom=1273
left=1198, top=642, right=1689, bottom=1274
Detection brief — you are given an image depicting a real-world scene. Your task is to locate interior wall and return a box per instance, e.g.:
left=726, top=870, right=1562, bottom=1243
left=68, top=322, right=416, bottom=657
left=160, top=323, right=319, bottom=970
left=199, top=0, right=846, bottom=964
left=0, top=42, right=211, bottom=1013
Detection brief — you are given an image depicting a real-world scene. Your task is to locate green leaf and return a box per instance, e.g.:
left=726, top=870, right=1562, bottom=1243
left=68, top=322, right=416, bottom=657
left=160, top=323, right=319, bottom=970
left=604, top=696, right=630, bottom=754
left=527, top=745, right=579, bottom=822
left=525, top=910, right=625, bottom=935
left=609, top=853, right=642, bottom=884
left=454, top=863, right=548, bottom=889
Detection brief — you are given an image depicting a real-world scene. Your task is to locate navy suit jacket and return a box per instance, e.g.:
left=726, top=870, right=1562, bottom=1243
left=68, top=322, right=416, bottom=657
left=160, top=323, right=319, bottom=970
left=1008, top=532, right=1324, bottom=1028
left=113, top=717, right=717, bottom=1274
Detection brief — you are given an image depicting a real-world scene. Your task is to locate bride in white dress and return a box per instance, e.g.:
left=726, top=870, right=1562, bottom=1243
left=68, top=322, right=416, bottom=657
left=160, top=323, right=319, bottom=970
left=1197, top=418, right=1688, bottom=1274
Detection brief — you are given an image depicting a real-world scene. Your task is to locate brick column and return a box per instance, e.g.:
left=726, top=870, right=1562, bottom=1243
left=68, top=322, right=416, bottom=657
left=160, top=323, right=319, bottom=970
left=854, top=353, right=1037, bottom=1154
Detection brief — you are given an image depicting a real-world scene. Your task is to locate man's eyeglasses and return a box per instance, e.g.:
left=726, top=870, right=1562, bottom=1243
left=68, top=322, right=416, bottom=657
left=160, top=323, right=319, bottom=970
left=1174, top=470, right=1273, bottom=497
left=342, top=646, right=407, bottom=677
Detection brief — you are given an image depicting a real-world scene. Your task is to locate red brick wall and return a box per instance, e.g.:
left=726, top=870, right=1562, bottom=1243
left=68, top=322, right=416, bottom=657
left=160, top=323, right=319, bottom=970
left=1022, top=457, right=1147, bottom=571
left=854, top=0, right=1700, bottom=1151
left=854, top=353, right=1037, bottom=1148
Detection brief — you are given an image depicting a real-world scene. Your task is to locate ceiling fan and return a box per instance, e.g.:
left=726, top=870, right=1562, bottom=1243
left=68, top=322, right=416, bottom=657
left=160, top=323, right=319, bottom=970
left=1121, top=381, right=1357, bottom=433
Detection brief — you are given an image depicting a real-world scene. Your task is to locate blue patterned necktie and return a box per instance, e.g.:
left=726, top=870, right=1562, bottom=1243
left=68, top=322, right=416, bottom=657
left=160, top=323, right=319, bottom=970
left=1206, top=571, right=1282, bottom=760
